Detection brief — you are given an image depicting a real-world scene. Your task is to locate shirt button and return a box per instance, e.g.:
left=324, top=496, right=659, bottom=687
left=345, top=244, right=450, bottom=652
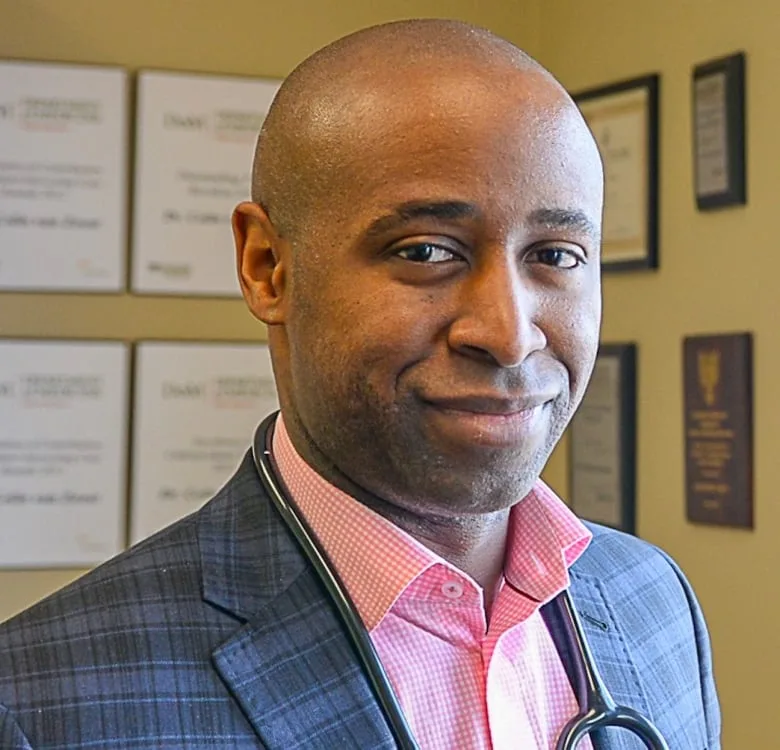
left=441, top=580, right=464, bottom=599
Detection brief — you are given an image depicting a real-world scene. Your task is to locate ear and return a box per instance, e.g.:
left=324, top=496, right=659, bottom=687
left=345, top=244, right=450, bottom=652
left=232, top=201, right=287, bottom=325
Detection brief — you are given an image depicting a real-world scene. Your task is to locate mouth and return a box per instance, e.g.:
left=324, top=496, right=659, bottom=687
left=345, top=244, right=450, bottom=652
left=422, top=394, right=553, bottom=415
left=421, top=395, right=554, bottom=447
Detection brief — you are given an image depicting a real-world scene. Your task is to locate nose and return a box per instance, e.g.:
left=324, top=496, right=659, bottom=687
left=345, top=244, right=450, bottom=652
left=447, top=257, right=547, bottom=368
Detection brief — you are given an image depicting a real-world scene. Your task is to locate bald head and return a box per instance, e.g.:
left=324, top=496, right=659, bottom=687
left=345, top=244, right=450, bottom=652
left=251, top=19, right=568, bottom=241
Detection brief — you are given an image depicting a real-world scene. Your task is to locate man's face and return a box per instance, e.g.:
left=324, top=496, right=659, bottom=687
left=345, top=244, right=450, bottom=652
left=273, top=68, right=603, bottom=518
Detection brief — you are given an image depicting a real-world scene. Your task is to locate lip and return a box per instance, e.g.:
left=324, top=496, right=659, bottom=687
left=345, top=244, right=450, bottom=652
left=422, top=395, right=553, bottom=447
left=422, top=395, right=553, bottom=415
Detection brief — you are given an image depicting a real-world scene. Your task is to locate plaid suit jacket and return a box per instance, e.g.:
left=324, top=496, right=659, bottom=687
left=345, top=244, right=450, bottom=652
left=0, top=452, right=720, bottom=749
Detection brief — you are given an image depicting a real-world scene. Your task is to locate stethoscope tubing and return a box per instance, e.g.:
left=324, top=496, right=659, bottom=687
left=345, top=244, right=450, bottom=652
left=251, top=413, right=669, bottom=750
left=554, top=591, right=670, bottom=750
left=253, top=414, right=420, bottom=750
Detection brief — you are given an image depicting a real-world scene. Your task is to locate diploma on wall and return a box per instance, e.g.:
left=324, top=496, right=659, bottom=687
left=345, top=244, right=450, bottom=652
left=0, top=61, right=128, bottom=291
left=0, top=340, right=129, bottom=567
left=129, top=341, right=279, bottom=543
left=131, top=71, right=280, bottom=296
left=574, top=75, right=659, bottom=272
left=692, top=52, right=746, bottom=210
left=569, top=344, right=637, bottom=534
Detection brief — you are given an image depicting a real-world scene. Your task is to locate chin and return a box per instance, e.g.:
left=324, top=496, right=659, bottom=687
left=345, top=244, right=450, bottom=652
left=404, top=460, right=545, bottom=517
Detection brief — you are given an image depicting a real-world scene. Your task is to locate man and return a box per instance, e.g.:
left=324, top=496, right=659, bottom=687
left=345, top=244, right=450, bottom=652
left=0, top=19, right=719, bottom=750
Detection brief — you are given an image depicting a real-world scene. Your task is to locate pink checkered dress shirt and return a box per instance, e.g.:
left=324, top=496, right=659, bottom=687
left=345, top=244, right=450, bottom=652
left=273, top=416, right=594, bottom=750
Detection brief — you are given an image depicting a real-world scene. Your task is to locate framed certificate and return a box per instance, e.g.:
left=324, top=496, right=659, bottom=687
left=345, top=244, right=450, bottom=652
left=0, top=60, right=128, bottom=291
left=129, top=341, right=279, bottom=543
left=574, top=75, right=660, bottom=272
left=569, top=343, right=637, bottom=534
left=0, top=339, right=129, bottom=567
left=693, top=52, right=746, bottom=210
left=131, top=70, right=280, bottom=297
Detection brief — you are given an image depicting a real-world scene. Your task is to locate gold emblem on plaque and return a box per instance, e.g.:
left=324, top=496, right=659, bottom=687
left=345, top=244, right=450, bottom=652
left=698, top=349, right=721, bottom=407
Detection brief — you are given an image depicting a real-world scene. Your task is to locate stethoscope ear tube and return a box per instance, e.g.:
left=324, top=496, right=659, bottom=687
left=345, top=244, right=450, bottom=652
left=252, top=413, right=420, bottom=750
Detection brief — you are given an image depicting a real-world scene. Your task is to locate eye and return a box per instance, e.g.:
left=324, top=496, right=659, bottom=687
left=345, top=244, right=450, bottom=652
left=530, top=246, right=584, bottom=269
left=395, top=243, right=459, bottom=264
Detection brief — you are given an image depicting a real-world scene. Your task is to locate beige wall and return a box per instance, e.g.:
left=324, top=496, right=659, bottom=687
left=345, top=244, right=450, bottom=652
left=1, top=0, right=776, bottom=745
left=539, top=1, right=779, bottom=747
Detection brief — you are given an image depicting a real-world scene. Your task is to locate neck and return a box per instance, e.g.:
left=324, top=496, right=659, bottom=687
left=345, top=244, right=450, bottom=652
left=281, top=412, right=511, bottom=607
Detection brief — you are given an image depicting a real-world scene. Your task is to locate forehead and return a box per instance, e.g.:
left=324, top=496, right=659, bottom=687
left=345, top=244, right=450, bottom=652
left=310, top=66, right=603, bottom=228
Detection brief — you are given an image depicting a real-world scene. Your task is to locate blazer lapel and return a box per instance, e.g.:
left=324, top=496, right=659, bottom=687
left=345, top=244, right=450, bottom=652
left=198, top=453, right=395, bottom=750
left=212, top=567, right=395, bottom=750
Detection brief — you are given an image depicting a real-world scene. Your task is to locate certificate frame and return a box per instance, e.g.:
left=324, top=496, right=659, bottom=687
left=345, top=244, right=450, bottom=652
left=130, top=69, right=281, bottom=298
left=574, top=75, right=660, bottom=273
left=692, top=52, right=746, bottom=210
left=128, top=338, right=278, bottom=545
left=569, top=343, right=637, bottom=534
left=0, top=336, right=130, bottom=568
left=0, top=58, right=129, bottom=293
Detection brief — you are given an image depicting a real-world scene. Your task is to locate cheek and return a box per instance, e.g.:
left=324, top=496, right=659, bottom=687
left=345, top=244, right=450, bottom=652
left=288, top=275, right=432, bottom=393
left=570, top=305, right=602, bottom=400
left=542, top=290, right=601, bottom=395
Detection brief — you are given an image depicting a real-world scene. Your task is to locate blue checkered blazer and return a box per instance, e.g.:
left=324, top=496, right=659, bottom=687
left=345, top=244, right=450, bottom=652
left=0, top=452, right=720, bottom=749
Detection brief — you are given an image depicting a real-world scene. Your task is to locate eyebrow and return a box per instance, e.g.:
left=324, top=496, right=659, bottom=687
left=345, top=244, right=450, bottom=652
left=527, top=207, right=600, bottom=240
left=364, top=200, right=479, bottom=239
left=362, top=201, right=600, bottom=242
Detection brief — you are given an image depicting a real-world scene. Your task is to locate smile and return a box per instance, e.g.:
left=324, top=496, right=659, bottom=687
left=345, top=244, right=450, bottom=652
left=422, top=396, right=552, bottom=447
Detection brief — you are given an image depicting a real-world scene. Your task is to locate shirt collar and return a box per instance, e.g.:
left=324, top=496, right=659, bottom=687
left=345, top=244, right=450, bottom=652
left=271, top=413, right=591, bottom=628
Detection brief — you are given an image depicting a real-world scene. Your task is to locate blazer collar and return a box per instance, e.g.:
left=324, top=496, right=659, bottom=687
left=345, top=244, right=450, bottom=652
left=198, top=451, right=308, bottom=620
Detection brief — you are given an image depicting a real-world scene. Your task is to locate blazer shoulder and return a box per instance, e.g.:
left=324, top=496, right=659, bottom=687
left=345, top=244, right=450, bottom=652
left=0, top=508, right=202, bottom=641
left=0, top=453, right=261, bottom=642
left=0, top=456, right=274, bottom=749
left=574, top=521, right=677, bottom=582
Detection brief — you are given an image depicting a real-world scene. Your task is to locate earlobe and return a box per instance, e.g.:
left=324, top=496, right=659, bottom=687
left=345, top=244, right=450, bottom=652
left=232, top=201, right=287, bottom=325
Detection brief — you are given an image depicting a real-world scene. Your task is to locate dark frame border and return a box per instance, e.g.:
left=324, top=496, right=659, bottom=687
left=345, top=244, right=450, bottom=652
left=573, top=74, right=660, bottom=272
left=569, top=343, right=637, bottom=535
left=693, top=52, right=747, bottom=210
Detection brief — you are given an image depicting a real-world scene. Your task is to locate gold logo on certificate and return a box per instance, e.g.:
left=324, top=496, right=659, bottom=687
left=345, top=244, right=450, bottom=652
left=697, top=349, right=721, bottom=407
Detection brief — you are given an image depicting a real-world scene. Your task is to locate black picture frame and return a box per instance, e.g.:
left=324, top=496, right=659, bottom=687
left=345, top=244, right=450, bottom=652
left=693, top=52, right=746, bottom=210
left=573, top=75, right=660, bottom=272
left=569, top=343, right=637, bottom=535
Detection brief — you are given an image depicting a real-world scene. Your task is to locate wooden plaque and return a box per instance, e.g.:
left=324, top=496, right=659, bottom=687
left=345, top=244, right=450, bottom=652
left=683, top=333, right=753, bottom=527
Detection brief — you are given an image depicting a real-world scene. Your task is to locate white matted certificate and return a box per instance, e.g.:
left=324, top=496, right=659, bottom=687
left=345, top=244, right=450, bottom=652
left=569, top=344, right=636, bottom=534
left=131, top=71, right=280, bottom=296
left=570, top=356, right=622, bottom=526
left=0, top=61, right=127, bottom=291
left=578, top=88, right=648, bottom=263
left=130, top=341, right=278, bottom=543
left=0, top=340, right=129, bottom=567
left=574, top=75, right=659, bottom=271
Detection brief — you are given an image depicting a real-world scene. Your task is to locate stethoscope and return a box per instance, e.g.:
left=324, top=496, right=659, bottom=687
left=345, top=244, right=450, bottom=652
left=251, top=413, right=670, bottom=749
